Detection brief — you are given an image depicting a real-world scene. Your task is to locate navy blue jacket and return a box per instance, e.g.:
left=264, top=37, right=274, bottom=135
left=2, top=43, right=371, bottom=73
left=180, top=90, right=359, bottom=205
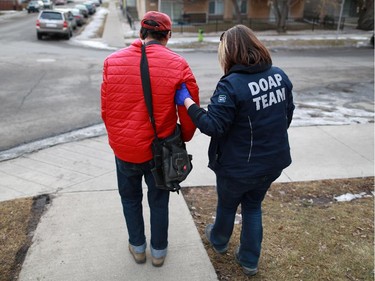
left=187, top=63, right=294, bottom=178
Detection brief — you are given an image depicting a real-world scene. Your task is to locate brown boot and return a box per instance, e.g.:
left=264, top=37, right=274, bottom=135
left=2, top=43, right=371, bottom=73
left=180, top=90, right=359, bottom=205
left=128, top=244, right=146, bottom=264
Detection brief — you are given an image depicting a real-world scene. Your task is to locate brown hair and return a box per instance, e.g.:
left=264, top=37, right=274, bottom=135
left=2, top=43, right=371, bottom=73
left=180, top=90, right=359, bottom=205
left=218, top=25, right=272, bottom=74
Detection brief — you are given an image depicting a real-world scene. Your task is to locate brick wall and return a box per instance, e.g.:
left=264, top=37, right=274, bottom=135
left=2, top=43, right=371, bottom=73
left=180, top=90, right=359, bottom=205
left=0, top=0, right=22, bottom=10
left=183, top=0, right=208, bottom=14
left=249, top=1, right=270, bottom=19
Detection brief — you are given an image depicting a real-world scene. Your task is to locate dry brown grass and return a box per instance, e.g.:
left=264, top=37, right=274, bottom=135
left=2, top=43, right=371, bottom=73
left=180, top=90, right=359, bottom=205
left=0, top=198, right=33, bottom=281
left=0, top=195, right=49, bottom=281
left=182, top=177, right=374, bottom=281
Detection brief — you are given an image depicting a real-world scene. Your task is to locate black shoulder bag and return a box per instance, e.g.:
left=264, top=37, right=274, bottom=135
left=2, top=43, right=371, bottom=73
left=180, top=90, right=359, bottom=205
left=140, top=43, right=193, bottom=193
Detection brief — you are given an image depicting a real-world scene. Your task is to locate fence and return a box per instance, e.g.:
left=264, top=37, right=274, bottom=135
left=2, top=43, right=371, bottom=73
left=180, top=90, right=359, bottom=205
left=172, top=17, right=348, bottom=34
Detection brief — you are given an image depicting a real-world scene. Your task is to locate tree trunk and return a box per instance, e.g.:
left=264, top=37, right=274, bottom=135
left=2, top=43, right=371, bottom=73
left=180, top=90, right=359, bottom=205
left=231, top=0, right=242, bottom=24
left=273, top=0, right=289, bottom=33
left=357, top=0, right=374, bottom=30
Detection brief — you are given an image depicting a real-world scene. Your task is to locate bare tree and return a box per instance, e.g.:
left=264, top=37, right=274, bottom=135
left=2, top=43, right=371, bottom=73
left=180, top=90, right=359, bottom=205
left=357, top=0, right=374, bottom=30
left=231, top=0, right=242, bottom=23
left=312, top=0, right=339, bottom=29
left=269, top=0, right=289, bottom=33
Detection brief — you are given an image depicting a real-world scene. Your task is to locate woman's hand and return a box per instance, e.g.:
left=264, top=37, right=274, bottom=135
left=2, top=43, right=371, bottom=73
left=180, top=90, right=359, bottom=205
left=175, top=83, right=192, bottom=105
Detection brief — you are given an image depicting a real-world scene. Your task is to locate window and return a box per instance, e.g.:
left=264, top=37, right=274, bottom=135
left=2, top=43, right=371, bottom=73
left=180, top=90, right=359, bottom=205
left=238, top=0, right=247, bottom=14
left=160, top=0, right=183, bottom=22
left=232, top=0, right=247, bottom=16
left=209, top=0, right=224, bottom=15
left=41, top=11, right=63, bottom=20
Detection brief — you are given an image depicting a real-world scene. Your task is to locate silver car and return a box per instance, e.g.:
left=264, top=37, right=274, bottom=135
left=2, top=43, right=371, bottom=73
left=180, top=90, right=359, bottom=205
left=36, top=10, right=74, bottom=40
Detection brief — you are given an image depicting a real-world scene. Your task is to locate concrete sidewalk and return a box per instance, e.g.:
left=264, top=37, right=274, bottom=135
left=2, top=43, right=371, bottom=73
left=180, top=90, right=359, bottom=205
left=0, top=2, right=373, bottom=280
left=102, top=0, right=126, bottom=48
left=1, top=124, right=373, bottom=202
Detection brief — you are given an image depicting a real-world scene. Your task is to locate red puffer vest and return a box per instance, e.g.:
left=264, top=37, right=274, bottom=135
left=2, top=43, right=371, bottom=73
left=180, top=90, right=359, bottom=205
left=101, top=39, right=199, bottom=163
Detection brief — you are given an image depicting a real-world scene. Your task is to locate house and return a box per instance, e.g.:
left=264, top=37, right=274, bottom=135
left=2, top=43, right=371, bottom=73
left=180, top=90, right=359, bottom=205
left=127, top=0, right=304, bottom=23
left=123, top=0, right=359, bottom=32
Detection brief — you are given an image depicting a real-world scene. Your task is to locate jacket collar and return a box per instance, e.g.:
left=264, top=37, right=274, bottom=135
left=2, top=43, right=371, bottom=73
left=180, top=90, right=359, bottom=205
left=144, top=40, right=163, bottom=46
left=131, top=39, right=163, bottom=48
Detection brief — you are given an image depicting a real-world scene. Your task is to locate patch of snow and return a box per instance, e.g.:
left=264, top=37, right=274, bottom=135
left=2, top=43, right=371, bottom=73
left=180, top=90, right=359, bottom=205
left=334, top=192, right=370, bottom=202
left=75, top=8, right=108, bottom=40
left=70, top=7, right=116, bottom=50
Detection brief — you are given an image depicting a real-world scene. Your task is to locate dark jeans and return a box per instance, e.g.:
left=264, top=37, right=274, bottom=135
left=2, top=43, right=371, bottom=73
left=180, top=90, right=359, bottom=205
left=115, top=157, right=170, bottom=256
left=210, top=171, right=282, bottom=268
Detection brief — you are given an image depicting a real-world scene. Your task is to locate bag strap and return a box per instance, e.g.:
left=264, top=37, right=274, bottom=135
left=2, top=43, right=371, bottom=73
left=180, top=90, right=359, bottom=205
left=140, top=43, right=158, bottom=139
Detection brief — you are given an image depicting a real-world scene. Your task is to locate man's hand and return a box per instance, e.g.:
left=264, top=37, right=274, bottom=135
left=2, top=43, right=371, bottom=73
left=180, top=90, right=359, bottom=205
left=175, top=83, right=192, bottom=105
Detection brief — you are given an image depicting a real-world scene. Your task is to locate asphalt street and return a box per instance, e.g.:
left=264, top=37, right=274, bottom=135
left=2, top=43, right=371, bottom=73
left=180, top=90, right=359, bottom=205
left=0, top=8, right=373, bottom=157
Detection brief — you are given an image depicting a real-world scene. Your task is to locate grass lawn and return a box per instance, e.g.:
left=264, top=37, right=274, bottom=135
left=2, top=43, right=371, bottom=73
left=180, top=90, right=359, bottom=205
left=182, top=177, right=374, bottom=281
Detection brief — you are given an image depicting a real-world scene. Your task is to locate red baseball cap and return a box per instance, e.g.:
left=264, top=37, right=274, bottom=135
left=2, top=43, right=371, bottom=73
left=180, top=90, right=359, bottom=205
left=141, top=11, right=172, bottom=31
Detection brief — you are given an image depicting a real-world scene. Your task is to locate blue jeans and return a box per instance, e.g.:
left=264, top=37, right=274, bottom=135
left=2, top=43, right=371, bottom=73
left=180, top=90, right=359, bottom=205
left=210, top=171, right=282, bottom=268
left=115, top=157, right=170, bottom=258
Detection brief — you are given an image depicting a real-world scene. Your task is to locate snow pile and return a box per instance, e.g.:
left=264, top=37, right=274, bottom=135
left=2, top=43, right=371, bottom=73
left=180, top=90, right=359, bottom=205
left=334, top=192, right=371, bottom=202
left=71, top=7, right=117, bottom=50
left=75, top=8, right=108, bottom=39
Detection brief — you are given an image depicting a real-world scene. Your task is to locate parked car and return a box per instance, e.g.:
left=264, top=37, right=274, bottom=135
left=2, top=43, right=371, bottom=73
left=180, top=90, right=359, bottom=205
left=90, top=0, right=100, bottom=7
left=54, top=0, right=66, bottom=5
left=82, top=1, right=95, bottom=15
left=27, top=0, right=43, bottom=13
left=70, top=8, right=86, bottom=26
left=55, top=8, right=77, bottom=29
left=74, top=4, right=89, bottom=18
left=41, top=0, right=53, bottom=9
left=67, top=10, right=77, bottom=30
left=36, top=10, right=74, bottom=40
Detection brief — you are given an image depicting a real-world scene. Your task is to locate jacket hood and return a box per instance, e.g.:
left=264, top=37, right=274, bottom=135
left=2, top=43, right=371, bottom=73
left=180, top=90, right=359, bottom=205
left=224, top=63, right=272, bottom=78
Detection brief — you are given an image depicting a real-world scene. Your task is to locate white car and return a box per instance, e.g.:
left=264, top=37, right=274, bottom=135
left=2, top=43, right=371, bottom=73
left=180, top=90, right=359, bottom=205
left=41, top=0, right=53, bottom=9
left=27, top=0, right=44, bottom=13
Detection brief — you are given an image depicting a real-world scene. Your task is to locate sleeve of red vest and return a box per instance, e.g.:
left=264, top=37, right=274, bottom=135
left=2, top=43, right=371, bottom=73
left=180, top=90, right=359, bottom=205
left=178, top=64, right=200, bottom=142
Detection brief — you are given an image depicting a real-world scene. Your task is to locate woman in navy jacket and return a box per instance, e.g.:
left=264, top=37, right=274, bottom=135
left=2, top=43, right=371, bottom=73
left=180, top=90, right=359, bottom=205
left=175, top=25, right=294, bottom=276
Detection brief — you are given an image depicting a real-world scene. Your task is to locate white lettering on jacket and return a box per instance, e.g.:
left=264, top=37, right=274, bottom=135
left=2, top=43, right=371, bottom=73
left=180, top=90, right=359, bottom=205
left=248, top=74, right=286, bottom=111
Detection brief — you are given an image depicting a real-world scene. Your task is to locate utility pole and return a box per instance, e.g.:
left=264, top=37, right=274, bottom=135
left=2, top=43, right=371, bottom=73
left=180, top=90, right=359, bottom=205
left=122, top=0, right=126, bottom=16
left=336, top=0, right=345, bottom=39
